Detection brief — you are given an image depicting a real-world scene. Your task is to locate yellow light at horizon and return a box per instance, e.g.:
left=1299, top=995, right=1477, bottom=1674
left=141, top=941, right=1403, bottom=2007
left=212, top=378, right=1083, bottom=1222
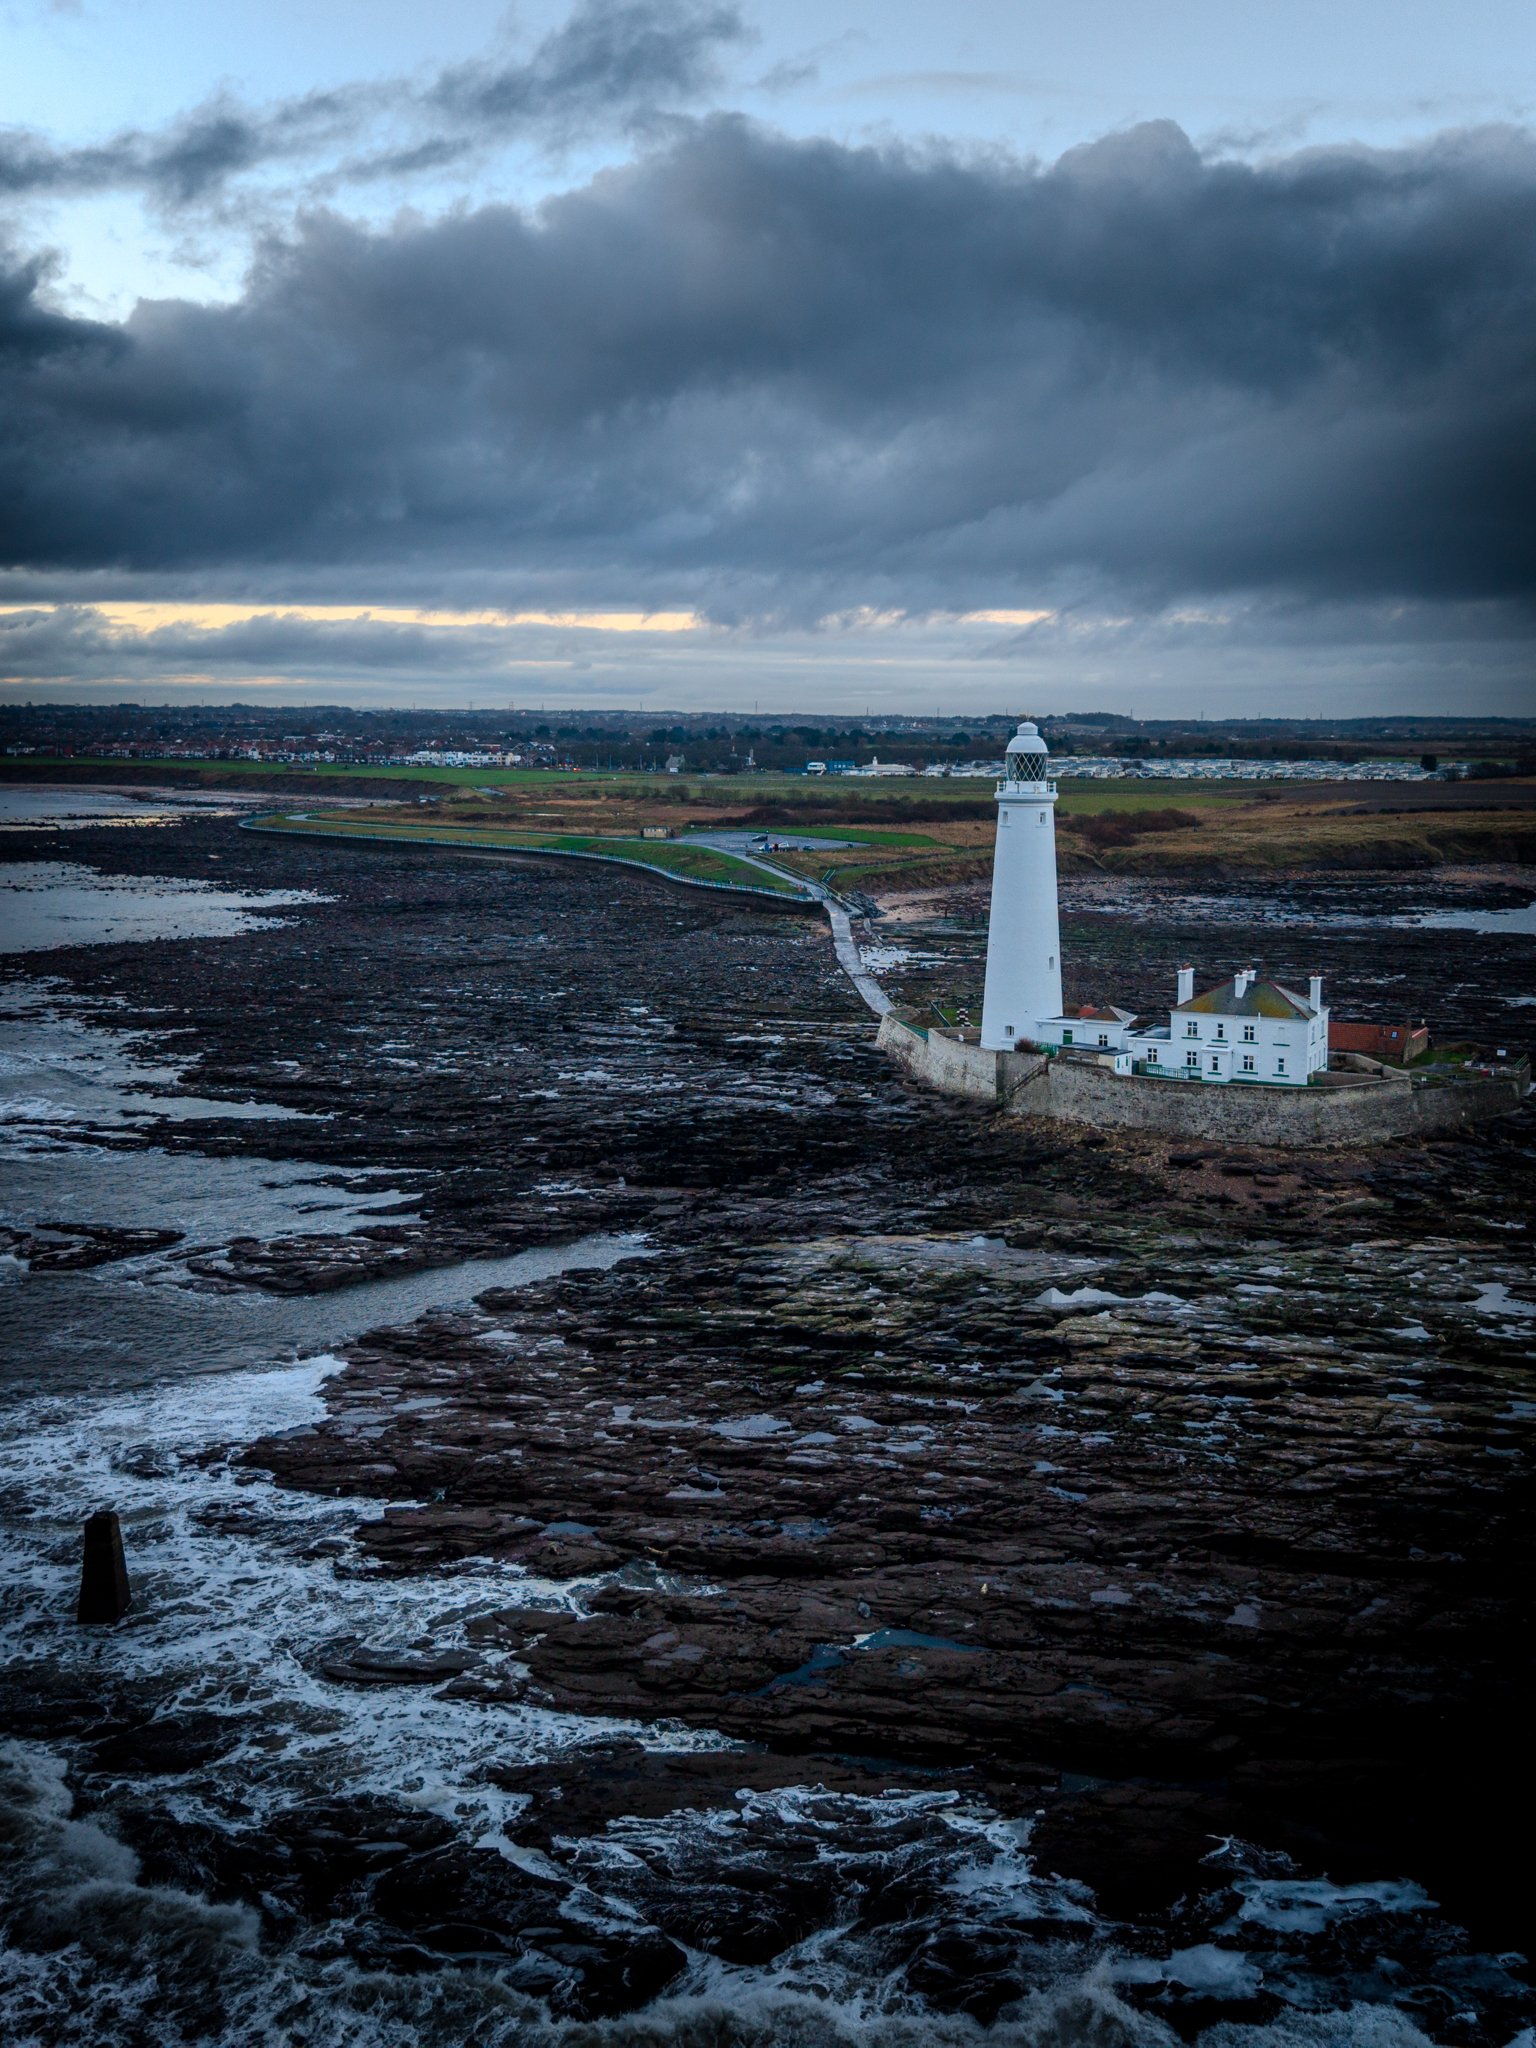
left=0, top=600, right=1057, bottom=638
left=0, top=602, right=701, bottom=635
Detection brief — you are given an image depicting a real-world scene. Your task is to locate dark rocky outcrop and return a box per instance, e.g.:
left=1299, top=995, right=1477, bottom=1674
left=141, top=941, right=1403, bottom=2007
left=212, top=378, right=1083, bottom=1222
left=7, top=810, right=1533, bottom=2030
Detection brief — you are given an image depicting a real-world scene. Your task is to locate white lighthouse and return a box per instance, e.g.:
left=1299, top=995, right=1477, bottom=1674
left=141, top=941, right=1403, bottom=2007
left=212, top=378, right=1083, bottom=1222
left=979, top=721, right=1063, bottom=1051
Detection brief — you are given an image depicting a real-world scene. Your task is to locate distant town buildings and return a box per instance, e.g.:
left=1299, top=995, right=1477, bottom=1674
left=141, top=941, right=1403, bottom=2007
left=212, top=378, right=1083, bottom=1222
left=933, top=756, right=1436, bottom=783
left=3, top=702, right=1527, bottom=783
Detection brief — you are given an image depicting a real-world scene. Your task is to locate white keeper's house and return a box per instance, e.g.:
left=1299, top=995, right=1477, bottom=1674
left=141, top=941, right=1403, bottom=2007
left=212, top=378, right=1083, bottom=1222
left=979, top=722, right=1330, bottom=1087
left=1037, top=968, right=1330, bottom=1086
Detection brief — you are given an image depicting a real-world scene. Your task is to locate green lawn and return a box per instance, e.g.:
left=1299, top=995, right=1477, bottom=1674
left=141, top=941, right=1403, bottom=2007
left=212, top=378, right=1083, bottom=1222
left=1055, top=784, right=1264, bottom=815
left=730, top=824, right=941, bottom=846
left=7, top=755, right=1284, bottom=809
left=254, top=812, right=807, bottom=894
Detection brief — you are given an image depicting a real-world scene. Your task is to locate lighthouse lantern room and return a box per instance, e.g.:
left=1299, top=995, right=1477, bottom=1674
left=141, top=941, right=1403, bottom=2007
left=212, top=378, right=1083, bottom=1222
left=979, top=721, right=1063, bottom=1051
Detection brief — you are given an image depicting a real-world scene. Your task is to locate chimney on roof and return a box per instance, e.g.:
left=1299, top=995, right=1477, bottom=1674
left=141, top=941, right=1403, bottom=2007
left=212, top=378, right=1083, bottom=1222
left=1176, top=965, right=1194, bottom=1004
left=1309, top=973, right=1324, bottom=1011
left=1234, top=967, right=1255, bottom=998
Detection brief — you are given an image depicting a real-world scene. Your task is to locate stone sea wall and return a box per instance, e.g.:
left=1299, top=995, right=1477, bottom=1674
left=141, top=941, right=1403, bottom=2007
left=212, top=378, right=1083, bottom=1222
left=876, top=1014, right=1045, bottom=1103
left=1036, top=1051, right=1523, bottom=1144
left=877, top=1014, right=1523, bottom=1146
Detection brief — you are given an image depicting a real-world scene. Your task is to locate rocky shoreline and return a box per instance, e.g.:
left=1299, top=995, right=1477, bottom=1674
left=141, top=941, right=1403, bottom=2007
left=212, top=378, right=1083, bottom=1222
left=243, top=1211, right=1535, bottom=1935
left=3, top=811, right=1533, bottom=2038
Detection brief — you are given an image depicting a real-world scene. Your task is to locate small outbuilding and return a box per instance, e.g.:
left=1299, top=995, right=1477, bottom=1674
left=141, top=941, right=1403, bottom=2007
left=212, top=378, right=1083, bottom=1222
left=1329, top=1018, right=1429, bottom=1064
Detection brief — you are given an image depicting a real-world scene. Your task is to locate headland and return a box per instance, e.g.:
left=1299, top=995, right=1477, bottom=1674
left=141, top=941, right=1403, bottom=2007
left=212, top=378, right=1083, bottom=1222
left=868, top=725, right=1531, bottom=1145
left=2, top=776, right=1533, bottom=2038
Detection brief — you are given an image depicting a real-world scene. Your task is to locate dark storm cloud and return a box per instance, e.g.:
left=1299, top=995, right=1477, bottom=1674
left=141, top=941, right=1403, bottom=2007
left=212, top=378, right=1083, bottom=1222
left=0, top=1, right=745, bottom=208
left=0, top=248, right=124, bottom=364
left=429, top=0, right=744, bottom=133
left=0, top=605, right=533, bottom=680
left=3, top=117, right=1534, bottom=620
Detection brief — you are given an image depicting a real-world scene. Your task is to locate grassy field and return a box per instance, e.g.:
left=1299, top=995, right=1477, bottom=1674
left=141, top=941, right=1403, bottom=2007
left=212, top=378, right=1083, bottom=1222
left=1055, top=785, right=1255, bottom=815
left=249, top=767, right=1536, bottom=905
left=0, top=755, right=1266, bottom=807
left=1116, top=802, right=1536, bottom=875
left=755, top=825, right=943, bottom=846
left=7, top=755, right=993, bottom=801
left=253, top=811, right=808, bottom=895
left=14, top=753, right=1534, bottom=892
left=752, top=783, right=1536, bottom=897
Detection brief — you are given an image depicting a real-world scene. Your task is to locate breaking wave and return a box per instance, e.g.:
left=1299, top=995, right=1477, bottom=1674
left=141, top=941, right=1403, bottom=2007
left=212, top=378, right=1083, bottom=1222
left=0, top=1288, right=1525, bottom=2046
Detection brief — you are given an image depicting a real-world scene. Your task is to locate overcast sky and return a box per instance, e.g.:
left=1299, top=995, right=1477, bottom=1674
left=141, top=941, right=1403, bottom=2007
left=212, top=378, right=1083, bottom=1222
left=3, top=0, right=1533, bottom=715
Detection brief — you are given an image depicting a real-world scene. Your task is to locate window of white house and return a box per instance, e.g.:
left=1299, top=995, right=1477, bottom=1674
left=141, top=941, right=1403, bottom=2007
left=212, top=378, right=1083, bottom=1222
left=1243, top=1024, right=1256, bottom=1041
left=1098, top=1033, right=1109, bottom=1046
left=1242, top=1055, right=1255, bottom=1072
left=1215, top=1023, right=1225, bottom=1039
left=1276, top=1057, right=1286, bottom=1073
left=1210, top=1056, right=1220, bottom=1072
left=1185, top=1022, right=1199, bottom=1038
left=1039, top=812, right=1046, bottom=824
left=1185, top=1050, right=1198, bottom=1066
left=1005, top=1024, right=1014, bottom=1036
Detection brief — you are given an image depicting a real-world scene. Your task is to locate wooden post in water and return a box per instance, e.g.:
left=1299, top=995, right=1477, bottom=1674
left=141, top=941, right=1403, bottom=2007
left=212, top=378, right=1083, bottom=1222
left=77, top=1509, right=132, bottom=1623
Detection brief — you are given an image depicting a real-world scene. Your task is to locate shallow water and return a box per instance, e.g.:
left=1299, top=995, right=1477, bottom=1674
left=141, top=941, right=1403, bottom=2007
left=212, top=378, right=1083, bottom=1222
left=0, top=787, right=255, bottom=832
left=0, top=1238, right=719, bottom=2047
left=0, top=861, right=328, bottom=953
left=1059, top=878, right=1536, bottom=939
left=0, top=977, right=315, bottom=1127
left=0, top=1237, right=657, bottom=1773
left=0, top=1136, right=409, bottom=1241
left=0, top=1227, right=648, bottom=1402
left=1403, top=902, right=1536, bottom=936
